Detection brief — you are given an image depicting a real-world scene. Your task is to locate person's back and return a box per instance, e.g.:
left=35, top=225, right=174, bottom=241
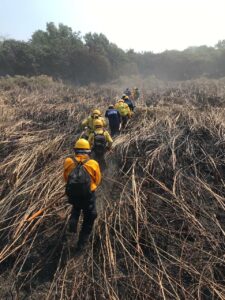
left=88, top=119, right=113, bottom=170
left=115, top=100, right=131, bottom=129
left=105, top=105, right=121, bottom=136
left=64, top=138, right=101, bottom=250
left=133, top=88, right=140, bottom=101
left=115, top=100, right=130, bottom=117
left=124, top=96, right=135, bottom=112
left=124, top=88, right=131, bottom=97
left=64, top=155, right=100, bottom=202
left=81, top=109, right=107, bottom=138
left=81, top=115, right=95, bottom=130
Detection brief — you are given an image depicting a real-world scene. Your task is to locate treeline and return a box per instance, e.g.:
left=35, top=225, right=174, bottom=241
left=1, top=22, right=225, bottom=84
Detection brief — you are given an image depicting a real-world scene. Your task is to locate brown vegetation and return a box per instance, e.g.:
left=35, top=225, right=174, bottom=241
left=0, top=76, right=225, bottom=299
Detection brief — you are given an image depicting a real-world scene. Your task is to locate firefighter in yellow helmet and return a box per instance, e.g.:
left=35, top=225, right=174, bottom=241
left=81, top=109, right=107, bottom=138
left=88, top=119, right=113, bottom=171
left=115, top=99, right=131, bottom=129
left=122, top=95, right=135, bottom=112
left=64, top=138, right=101, bottom=251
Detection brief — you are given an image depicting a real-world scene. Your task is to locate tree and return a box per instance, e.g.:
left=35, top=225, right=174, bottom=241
left=84, top=33, right=109, bottom=56
left=0, top=40, right=35, bottom=76
left=31, top=22, right=84, bottom=79
left=215, top=40, right=225, bottom=50
left=1, top=22, right=225, bottom=83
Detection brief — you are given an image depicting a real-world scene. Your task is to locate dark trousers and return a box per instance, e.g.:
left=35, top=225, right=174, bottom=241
left=92, top=152, right=107, bottom=171
left=121, top=116, right=128, bottom=129
left=109, top=124, right=120, bottom=136
left=69, top=193, right=97, bottom=245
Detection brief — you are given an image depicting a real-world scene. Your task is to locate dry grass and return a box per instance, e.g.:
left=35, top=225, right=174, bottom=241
left=0, top=75, right=225, bottom=299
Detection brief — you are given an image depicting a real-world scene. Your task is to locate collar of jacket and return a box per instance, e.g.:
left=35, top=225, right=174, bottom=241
left=94, top=128, right=104, bottom=134
left=74, top=154, right=90, bottom=161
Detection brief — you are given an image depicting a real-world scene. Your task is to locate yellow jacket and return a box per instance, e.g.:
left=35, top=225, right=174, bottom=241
left=88, top=128, right=113, bottom=150
left=115, top=102, right=131, bottom=117
left=64, top=154, right=101, bottom=191
left=81, top=116, right=107, bottom=132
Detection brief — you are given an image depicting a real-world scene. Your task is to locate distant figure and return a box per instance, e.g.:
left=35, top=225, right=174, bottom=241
left=124, top=88, right=132, bottom=97
left=115, top=99, right=131, bottom=129
left=88, top=119, right=113, bottom=171
left=122, top=95, right=135, bottom=112
left=105, top=104, right=121, bottom=136
left=64, top=139, right=101, bottom=251
left=132, top=87, right=140, bottom=101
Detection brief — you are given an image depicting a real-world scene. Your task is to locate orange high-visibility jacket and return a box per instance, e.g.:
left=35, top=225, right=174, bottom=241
left=63, top=154, right=101, bottom=191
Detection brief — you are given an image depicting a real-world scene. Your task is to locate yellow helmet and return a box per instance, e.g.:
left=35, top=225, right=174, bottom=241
left=74, top=139, right=91, bottom=153
left=118, top=99, right=124, bottom=103
left=94, top=119, right=103, bottom=127
left=92, top=109, right=101, bottom=116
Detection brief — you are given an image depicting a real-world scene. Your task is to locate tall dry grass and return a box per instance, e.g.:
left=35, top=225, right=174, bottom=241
left=0, top=75, right=225, bottom=299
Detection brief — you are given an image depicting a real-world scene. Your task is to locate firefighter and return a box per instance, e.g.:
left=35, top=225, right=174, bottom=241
left=88, top=119, right=113, bottom=171
left=105, top=104, right=121, bottom=136
left=81, top=109, right=107, bottom=138
left=64, top=138, right=101, bottom=251
left=115, top=99, right=131, bottom=129
left=122, top=95, right=135, bottom=112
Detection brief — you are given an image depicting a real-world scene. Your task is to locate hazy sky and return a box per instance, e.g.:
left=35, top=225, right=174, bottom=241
left=1, top=0, right=225, bottom=53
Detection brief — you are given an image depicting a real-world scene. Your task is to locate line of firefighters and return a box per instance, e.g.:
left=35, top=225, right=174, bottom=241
left=80, top=91, right=137, bottom=169
left=63, top=88, right=140, bottom=251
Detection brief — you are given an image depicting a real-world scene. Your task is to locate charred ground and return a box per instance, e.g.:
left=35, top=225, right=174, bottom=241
left=0, top=76, right=225, bottom=299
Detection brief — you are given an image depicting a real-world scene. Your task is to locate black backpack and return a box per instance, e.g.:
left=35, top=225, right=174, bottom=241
left=93, top=132, right=107, bottom=155
left=65, top=158, right=92, bottom=205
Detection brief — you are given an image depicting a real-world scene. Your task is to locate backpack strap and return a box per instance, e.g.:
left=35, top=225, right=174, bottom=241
left=81, top=158, right=90, bottom=164
left=69, top=156, right=90, bottom=167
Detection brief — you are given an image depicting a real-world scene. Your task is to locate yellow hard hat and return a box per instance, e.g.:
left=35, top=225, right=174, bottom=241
left=94, top=119, right=103, bottom=127
left=118, top=99, right=124, bottom=103
left=92, top=109, right=101, bottom=116
left=74, top=138, right=91, bottom=152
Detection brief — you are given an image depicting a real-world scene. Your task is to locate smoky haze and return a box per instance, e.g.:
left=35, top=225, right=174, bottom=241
left=0, top=23, right=225, bottom=84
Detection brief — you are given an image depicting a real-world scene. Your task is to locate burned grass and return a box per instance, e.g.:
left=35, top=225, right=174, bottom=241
left=0, top=76, right=225, bottom=299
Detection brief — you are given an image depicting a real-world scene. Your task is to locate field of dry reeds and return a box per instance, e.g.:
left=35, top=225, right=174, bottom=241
left=0, top=75, right=225, bottom=299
